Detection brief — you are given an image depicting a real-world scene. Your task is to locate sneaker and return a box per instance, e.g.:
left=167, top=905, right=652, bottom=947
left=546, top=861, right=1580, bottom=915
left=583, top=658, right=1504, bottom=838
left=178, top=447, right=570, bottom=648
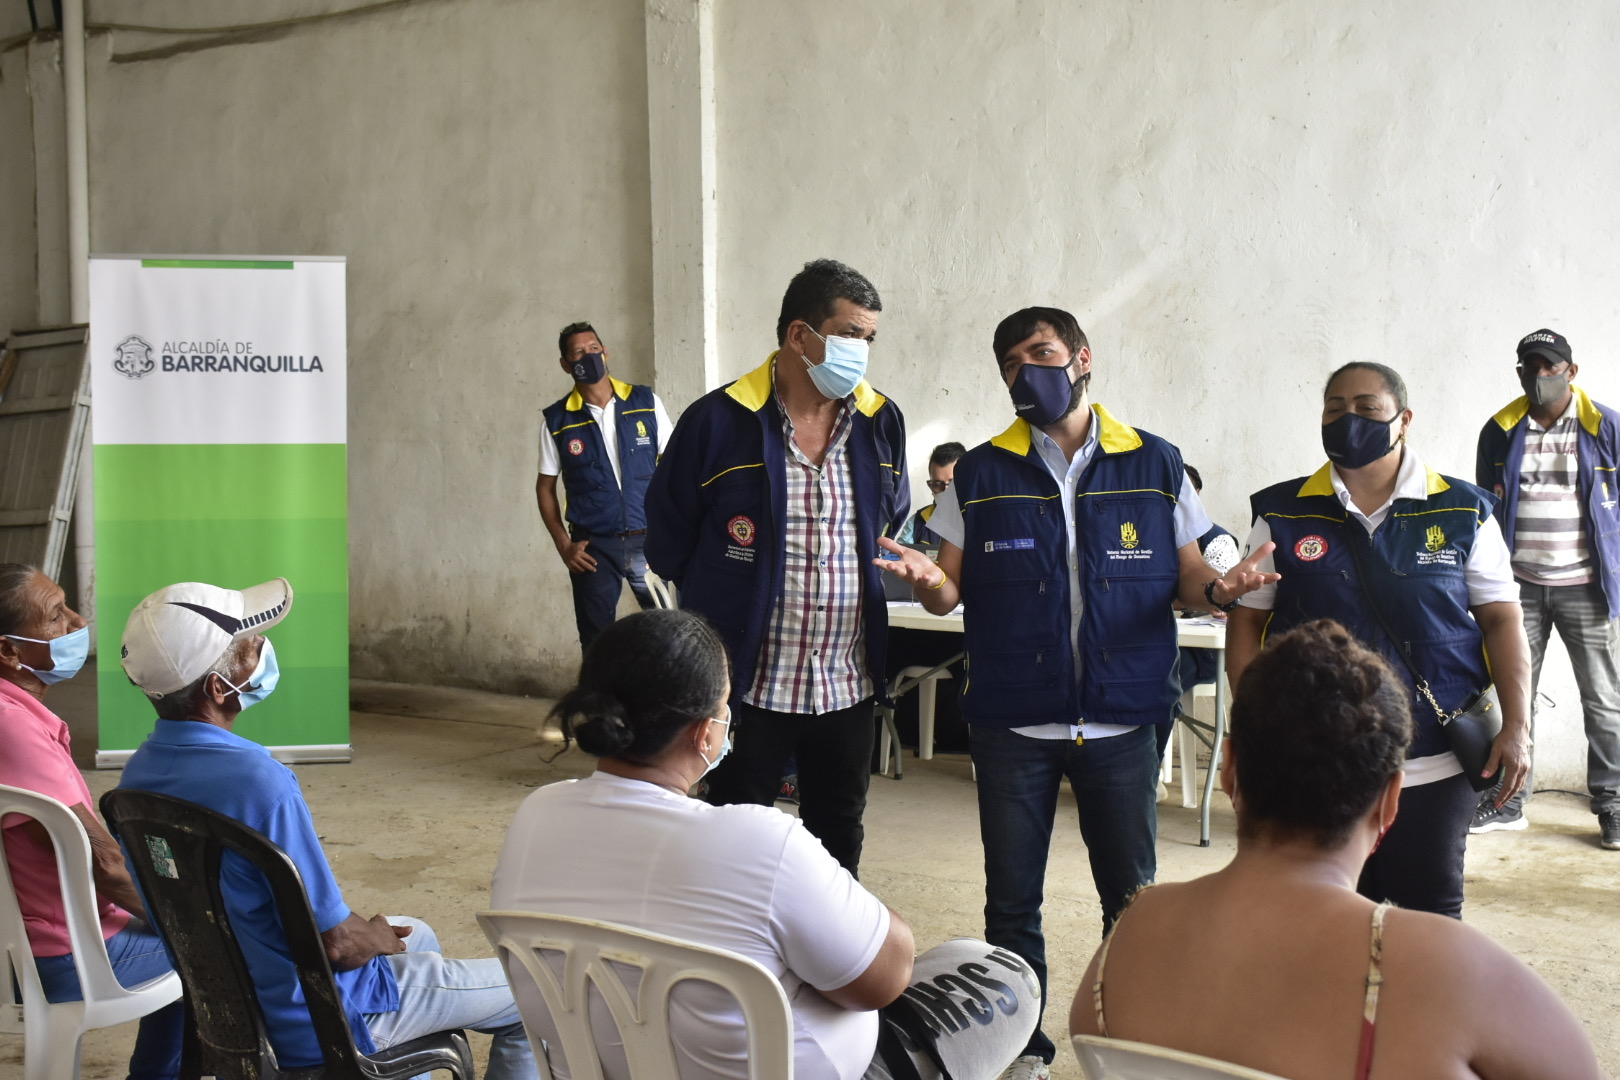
left=1470, top=799, right=1528, bottom=834
left=996, top=1055, right=1051, bottom=1080
left=1600, top=810, right=1620, bottom=850
left=776, top=774, right=800, bottom=805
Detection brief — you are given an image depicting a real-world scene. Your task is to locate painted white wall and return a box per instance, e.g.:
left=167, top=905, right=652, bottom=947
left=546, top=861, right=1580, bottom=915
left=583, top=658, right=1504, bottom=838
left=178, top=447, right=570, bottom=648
left=712, top=0, right=1620, bottom=795
left=75, top=0, right=654, bottom=694
left=6, top=0, right=1617, bottom=793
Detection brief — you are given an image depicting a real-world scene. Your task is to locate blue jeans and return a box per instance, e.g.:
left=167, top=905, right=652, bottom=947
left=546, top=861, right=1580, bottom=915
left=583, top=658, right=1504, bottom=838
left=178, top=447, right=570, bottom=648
left=969, top=724, right=1159, bottom=1063
left=364, top=917, right=536, bottom=1080
left=33, top=919, right=182, bottom=1080
left=568, top=532, right=655, bottom=650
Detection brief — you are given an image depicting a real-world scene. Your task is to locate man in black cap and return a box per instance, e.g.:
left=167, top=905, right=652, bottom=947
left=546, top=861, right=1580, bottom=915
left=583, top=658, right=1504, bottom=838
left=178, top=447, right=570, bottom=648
left=1475, top=328, right=1620, bottom=849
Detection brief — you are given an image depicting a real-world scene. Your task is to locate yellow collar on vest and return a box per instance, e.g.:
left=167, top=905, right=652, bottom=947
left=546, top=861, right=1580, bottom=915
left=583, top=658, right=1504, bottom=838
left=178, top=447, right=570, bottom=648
left=1491, top=384, right=1601, bottom=437
left=565, top=376, right=634, bottom=412
left=989, top=403, right=1142, bottom=458
left=725, top=351, right=886, bottom=416
left=1296, top=460, right=1451, bottom=498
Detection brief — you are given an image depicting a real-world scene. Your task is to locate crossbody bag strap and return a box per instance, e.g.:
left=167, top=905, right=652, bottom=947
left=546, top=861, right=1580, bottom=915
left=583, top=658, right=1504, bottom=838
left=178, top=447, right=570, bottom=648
left=1341, top=525, right=1451, bottom=724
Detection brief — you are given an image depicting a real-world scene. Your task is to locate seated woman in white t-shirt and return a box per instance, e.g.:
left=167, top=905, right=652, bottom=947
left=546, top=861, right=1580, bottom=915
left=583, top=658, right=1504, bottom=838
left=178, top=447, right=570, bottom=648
left=492, top=608, right=1041, bottom=1080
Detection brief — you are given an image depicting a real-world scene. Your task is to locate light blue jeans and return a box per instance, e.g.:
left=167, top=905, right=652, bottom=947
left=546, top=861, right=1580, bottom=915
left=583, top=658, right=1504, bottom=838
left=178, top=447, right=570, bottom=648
left=364, top=917, right=537, bottom=1079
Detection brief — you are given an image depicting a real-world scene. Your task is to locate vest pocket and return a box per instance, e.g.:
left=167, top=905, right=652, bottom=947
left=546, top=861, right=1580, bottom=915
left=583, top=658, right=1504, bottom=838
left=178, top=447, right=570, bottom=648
left=962, top=648, right=1061, bottom=715
left=1088, top=643, right=1177, bottom=712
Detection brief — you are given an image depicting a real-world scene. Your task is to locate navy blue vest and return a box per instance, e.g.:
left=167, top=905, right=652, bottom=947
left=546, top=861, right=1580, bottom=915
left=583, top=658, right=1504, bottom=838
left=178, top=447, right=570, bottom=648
left=1252, top=464, right=1495, bottom=758
left=955, top=409, right=1184, bottom=728
left=542, top=381, right=659, bottom=535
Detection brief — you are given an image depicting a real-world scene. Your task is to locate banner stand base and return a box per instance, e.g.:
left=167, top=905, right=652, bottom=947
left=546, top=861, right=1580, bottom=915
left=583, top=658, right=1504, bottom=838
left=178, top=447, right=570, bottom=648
left=96, top=744, right=353, bottom=769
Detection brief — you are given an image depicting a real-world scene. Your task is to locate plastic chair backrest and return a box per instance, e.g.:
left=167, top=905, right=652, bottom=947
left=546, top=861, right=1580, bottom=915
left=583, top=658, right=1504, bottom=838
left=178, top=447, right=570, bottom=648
left=644, top=571, right=678, bottom=610
left=478, top=910, right=794, bottom=1080
left=100, top=788, right=410, bottom=1079
left=0, top=783, right=181, bottom=1079
left=1072, top=1034, right=1290, bottom=1079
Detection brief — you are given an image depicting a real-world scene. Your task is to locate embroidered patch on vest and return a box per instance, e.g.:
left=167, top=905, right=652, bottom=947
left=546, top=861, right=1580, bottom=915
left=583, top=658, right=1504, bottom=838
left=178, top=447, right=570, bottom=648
left=982, top=538, right=1036, bottom=552
left=1294, top=535, right=1328, bottom=561
left=728, top=515, right=756, bottom=547
left=567, top=437, right=585, bottom=456
left=1120, top=522, right=1139, bottom=549
left=1425, top=525, right=1446, bottom=552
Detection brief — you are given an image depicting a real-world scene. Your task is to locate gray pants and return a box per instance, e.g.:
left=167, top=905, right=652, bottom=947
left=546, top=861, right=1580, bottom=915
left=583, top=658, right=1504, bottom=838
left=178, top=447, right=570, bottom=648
left=1520, top=580, right=1620, bottom=815
left=865, top=939, right=1041, bottom=1080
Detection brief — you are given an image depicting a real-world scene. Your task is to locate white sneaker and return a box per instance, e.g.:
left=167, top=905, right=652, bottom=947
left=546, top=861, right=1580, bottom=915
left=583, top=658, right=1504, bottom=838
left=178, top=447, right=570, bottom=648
left=996, top=1055, right=1051, bottom=1080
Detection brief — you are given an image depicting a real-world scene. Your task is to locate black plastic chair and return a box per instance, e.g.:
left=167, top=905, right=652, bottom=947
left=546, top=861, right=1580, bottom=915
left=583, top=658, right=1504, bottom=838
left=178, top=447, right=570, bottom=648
left=101, top=789, right=473, bottom=1080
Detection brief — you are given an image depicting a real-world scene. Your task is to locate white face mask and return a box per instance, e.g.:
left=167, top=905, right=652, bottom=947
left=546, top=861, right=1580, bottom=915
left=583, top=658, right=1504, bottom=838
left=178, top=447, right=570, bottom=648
left=698, top=713, right=732, bottom=777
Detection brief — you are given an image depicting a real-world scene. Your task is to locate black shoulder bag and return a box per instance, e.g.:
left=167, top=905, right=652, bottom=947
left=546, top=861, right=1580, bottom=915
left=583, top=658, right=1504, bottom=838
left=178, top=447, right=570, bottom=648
left=1343, top=526, right=1503, bottom=792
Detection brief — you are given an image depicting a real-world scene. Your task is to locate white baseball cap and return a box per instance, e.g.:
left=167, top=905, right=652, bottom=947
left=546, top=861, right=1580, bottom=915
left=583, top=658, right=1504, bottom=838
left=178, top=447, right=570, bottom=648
left=121, top=578, right=294, bottom=696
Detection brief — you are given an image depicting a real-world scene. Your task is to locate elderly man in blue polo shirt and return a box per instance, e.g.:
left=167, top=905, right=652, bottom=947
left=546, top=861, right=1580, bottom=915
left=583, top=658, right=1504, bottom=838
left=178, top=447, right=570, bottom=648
left=115, top=579, right=536, bottom=1077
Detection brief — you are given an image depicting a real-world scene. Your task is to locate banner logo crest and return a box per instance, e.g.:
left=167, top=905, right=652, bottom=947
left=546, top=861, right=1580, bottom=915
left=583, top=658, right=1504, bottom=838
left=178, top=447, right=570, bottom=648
left=112, top=335, right=156, bottom=380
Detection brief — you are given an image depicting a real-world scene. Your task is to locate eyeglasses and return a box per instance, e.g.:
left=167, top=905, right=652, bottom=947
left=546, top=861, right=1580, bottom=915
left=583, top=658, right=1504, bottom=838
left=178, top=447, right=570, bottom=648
left=926, top=480, right=951, bottom=493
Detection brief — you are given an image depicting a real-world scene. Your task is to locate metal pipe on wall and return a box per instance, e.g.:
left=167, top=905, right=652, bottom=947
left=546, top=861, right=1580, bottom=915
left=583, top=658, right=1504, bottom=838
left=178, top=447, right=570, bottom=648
left=63, top=0, right=96, bottom=639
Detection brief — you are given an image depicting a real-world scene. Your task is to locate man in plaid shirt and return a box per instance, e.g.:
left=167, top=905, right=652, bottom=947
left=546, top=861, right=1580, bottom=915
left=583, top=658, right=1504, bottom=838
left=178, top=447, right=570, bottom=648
left=646, top=259, right=909, bottom=873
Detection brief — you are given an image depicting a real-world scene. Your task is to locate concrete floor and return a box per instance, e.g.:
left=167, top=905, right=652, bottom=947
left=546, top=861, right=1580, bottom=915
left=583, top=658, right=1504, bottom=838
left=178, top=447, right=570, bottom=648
left=7, top=676, right=1618, bottom=1079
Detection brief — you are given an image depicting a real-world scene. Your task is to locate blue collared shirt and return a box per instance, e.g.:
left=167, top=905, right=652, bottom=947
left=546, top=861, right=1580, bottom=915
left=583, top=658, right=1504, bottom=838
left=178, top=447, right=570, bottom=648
left=119, top=720, right=399, bottom=1066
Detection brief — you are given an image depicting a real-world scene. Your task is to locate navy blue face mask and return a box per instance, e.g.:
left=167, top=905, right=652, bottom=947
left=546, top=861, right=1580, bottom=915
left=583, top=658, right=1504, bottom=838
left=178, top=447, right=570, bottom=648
left=1009, top=359, right=1085, bottom=428
left=570, top=352, right=607, bottom=384
left=1321, top=412, right=1400, bottom=470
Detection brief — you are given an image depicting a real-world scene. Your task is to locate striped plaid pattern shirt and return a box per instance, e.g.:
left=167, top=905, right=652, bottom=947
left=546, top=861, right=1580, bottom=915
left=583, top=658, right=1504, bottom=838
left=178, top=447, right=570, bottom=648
left=1512, top=397, right=1594, bottom=586
left=745, top=398, right=873, bottom=714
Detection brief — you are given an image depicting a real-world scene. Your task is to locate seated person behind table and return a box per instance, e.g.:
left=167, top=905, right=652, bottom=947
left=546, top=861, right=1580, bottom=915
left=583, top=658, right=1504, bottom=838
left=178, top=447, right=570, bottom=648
left=492, top=608, right=1042, bottom=1080
left=1176, top=464, right=1240, bottom=695
left=0, top=564, right=181, bottom=1080
left=897, top=441, right=966, bottom=551
left=1070, top=619, right=1604, bottom=1080
left=115, top=578, right=537, bottom=1078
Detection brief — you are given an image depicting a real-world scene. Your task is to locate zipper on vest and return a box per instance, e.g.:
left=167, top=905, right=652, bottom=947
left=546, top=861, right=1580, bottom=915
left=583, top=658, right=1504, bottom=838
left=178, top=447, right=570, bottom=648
left=1038, top=580, right=1046, bottom=595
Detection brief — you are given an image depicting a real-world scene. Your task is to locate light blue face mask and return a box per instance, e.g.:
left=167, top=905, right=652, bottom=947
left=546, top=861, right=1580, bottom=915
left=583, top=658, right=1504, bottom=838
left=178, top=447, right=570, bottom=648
left=801, top=327, right=870, bottom=400
left=698, top=714, right=732, bottom=778
left=4, top=626, right=90, bottom=685
left=218, top=639, right=281, bottom=711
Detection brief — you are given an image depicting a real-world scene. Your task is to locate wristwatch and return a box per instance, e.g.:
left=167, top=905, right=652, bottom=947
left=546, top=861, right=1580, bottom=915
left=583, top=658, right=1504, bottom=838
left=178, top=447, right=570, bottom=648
left=1203, top=578, right=1241, bottom=613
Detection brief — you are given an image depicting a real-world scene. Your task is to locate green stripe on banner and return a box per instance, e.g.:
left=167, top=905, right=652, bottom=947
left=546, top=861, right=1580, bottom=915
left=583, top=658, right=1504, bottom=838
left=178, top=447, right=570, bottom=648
left=93, top=444, right=349, bottom=753
left=140, top=259, right=295, bottom=270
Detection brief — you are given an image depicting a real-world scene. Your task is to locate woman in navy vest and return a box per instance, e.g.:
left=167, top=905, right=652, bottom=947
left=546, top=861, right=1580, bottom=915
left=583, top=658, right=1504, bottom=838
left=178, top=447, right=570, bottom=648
left=1226, top=361, right=1533, bottom=918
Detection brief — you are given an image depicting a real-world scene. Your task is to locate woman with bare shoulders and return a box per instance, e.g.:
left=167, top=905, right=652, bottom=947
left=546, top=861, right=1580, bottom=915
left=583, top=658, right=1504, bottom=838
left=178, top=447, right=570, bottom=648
left=1069, top=619, right=1605, bottom=1080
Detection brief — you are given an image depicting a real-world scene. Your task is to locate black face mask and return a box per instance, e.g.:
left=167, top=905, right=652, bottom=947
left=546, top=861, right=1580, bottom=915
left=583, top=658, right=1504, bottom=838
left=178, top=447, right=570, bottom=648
left=1322, top=412, right=1400, bottom=470
left=1521, top=371, right=1570, bottom=409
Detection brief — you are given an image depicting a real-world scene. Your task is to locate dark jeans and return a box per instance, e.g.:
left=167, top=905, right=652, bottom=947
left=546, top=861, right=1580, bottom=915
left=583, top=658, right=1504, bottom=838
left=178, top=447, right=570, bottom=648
left=33, top=919, right=183, bottom=1080
left=1517, top=580, right=1620, bottom=815
left=1357, top=771, right=1476, bottom=918
left=705, top=698, right=876, bottom=874
left=568, top=531, right=655, bottom=650
left=969, top=723, right=1160, bottom=1063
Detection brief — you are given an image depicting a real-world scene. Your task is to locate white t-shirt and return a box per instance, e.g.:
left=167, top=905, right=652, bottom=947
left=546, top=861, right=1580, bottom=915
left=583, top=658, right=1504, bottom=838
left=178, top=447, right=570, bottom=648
left=490, top=773, right=889, bottom=1080
left=1240, top=449, right=1519, bottom=787
left=537, top=391, right=674, bottom=487
left=928, top=413, right=1212, bottom=741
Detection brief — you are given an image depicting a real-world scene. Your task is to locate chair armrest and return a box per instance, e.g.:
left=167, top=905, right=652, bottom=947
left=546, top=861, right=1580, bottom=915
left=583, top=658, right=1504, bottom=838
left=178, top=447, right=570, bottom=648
left=360, top=1029, right=475, bottom=1080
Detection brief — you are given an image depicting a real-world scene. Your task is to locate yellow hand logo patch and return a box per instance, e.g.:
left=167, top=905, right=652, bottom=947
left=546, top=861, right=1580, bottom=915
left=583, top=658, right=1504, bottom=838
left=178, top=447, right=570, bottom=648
left=636, top=420, right=648, bottom=438
left=1120, top=522, right=1139, bottom=550
left=1425, top=525, right=1446, bottom=552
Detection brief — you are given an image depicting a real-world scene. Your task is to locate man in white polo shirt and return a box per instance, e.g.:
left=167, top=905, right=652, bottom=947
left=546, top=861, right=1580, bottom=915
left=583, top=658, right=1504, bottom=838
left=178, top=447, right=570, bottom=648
left=1474, top=328, right=1620, bottom=849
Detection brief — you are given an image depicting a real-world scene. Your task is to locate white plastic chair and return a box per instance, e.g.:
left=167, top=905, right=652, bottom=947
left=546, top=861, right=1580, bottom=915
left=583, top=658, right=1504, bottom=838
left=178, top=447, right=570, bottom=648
left=0, top=783, right=183, bottom=1080
left=1073, top=1034, right=1289, bottom=1079
left=1160, top=683, right=1218, bottom=808
left=644, top=570, right=678, bottom=610
left=478, top=910, right=794, bottom=1080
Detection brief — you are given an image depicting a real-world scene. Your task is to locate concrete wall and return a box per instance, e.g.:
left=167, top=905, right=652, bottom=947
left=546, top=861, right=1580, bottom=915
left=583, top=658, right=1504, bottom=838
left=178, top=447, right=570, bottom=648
left=8, top=0, right=1619, bottom=788
left=712, top=0, right=1620, bottom=793
left=75, top=0, right=653, bottom=694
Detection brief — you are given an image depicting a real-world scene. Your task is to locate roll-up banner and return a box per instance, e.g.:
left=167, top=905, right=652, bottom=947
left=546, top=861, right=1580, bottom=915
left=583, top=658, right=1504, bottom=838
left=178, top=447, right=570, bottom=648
left=89, top=256, right=349, bottom=766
